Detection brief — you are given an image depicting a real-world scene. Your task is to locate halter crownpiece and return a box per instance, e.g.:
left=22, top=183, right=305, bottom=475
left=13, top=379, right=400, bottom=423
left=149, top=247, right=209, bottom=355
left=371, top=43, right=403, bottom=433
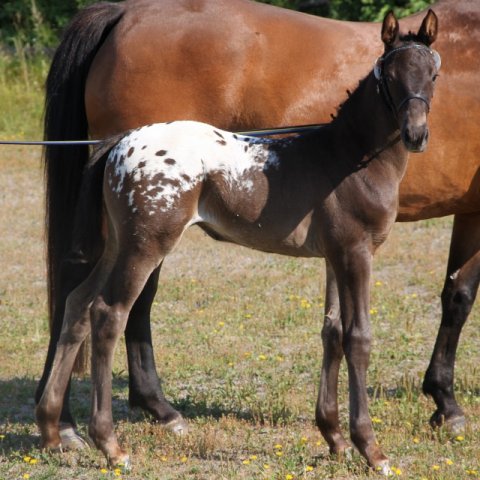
left=373, top=43, right=441, bottom=81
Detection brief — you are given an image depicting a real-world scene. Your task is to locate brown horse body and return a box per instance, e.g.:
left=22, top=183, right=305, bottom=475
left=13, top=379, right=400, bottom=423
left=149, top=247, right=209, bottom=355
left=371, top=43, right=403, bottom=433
left=36, top=13, right=440, bottom=470
left=38, top=0, right=479, bottom=450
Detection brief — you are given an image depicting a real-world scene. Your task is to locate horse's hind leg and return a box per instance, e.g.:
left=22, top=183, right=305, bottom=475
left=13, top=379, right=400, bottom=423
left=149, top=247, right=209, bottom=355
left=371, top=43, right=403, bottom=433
left=88, top=250, right=163, bottom=467
left=36, top=254, right=113, bottom=450
left=125, top=263, right=187, bottom=433
left=423, top=212, right=480, bottom=433
left=35, top=254, right=93, bottom=448
left=316, top=261, right=350, bottom=455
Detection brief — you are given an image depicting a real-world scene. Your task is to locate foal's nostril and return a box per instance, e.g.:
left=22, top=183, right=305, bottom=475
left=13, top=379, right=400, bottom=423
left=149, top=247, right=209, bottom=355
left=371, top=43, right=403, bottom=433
left=402, top=125, right=429, bottom=152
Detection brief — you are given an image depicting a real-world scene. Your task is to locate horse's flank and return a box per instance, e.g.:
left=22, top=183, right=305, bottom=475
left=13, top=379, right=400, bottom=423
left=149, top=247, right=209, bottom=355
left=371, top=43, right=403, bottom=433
left=86, top=0, right=480, bottom=220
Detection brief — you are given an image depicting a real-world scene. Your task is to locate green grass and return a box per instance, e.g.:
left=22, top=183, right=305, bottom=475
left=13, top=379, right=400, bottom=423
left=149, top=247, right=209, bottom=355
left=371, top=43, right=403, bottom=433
left=0, top=49, right=47, bottom=140
left=0, top=54, right=479, bottom=479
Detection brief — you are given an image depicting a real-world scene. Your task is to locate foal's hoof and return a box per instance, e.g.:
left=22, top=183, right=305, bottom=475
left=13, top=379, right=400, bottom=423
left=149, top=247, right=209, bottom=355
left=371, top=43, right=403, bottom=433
left=429, top=411, right=466, bottom=435
left=109, top=454, right=131, bottom=472
left=374, top=460, right=393, bottom=476
left=59, top=424, right=90, bottom=450
left=164, top=416, right=189, bottom=435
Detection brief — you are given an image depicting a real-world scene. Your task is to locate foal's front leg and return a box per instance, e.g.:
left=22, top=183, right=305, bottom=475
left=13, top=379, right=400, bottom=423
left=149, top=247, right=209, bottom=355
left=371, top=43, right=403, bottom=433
left=316, top=261, right=350, bottom=455
left=331, top=249, right=390, bottom=474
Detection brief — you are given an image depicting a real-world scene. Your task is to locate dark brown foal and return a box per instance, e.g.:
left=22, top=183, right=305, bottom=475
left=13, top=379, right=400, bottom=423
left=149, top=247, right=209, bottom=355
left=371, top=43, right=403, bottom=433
left=36, top=10, right=440, bottom=473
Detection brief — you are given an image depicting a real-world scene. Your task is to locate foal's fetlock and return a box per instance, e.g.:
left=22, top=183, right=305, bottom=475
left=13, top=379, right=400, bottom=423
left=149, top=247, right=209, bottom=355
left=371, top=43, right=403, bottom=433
left=59, top=423, right=91, bottom=450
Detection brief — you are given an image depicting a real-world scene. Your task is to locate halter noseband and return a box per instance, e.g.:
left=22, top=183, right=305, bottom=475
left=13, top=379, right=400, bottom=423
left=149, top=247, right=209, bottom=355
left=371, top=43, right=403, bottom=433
left=374, top=44, right=441, bottom=116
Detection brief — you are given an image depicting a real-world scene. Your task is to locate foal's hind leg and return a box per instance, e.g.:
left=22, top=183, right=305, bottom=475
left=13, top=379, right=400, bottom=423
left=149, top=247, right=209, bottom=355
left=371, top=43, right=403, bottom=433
left=36, top=255, right=114, bottom=450
left=316, top=261, right=350, bottom=455
left=423, top=213, right=480, bottom=433
left=126, top=263, right=187, bottom=433
left=88, top=251, right=163, bottom=468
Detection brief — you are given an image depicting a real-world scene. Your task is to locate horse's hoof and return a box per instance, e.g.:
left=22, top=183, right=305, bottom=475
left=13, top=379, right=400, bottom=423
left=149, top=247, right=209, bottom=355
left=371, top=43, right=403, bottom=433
left=429, top=411, right=466, bottom=435
left=374, top=460, right=393, bottom=476
left=164, top=416, right=189, bottom=435
left=59, top=425, right=90, bottom=450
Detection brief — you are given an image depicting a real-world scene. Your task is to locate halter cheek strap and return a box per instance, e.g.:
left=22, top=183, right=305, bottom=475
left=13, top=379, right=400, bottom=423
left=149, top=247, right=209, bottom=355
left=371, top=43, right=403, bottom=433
left=374, top=44, right=441, bottom=116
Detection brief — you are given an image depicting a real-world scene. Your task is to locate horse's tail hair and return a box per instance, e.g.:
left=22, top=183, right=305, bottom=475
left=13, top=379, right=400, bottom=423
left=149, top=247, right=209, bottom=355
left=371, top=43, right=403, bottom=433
left=43, top=1, right=124, bottom=374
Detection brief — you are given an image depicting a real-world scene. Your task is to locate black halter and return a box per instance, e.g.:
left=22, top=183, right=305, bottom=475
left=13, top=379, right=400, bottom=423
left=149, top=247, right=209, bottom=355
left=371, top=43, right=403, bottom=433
left=375, top=44, right=437, bottom=116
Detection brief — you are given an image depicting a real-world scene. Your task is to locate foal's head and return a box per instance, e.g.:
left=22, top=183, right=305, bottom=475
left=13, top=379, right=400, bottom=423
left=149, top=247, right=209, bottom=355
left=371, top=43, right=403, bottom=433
left=374, top=10, right=440, bottom=152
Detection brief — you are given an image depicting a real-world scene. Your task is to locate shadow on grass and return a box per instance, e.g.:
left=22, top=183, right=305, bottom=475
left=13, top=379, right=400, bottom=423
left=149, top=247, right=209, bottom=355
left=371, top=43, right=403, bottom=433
left=0, top=375, right=266, bottom=430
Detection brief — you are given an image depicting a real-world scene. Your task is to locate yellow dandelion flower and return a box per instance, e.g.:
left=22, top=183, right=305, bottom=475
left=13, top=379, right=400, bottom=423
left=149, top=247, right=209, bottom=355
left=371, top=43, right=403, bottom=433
left=160, top=456, right=168, bottom=462
left=100, top=468, right=108, bottom=474
left=180, top=456, right=188, bottom=463
left=371, top=416, right=382, bottom=424
left=466, top=470, right=478, bottom=476
left=369, top=308, right=378, bottom=315
left=249, top=455, right=257, bottom=460
left=276, top=356, right=284, bottom=362
left=264, top=464, right=271, bottom=469
left=114, top=468, right=122, bottom=476
left=29, top=459, right=38, bottom=465
left=316, top=440, right=322, bottom=446
left=274, top=444, right=283, bottom=449
left=306, top=465, right=314, bottom=472
left=413, top=437, right=420, bottom=444
left=300, top=436, right=308, bottom=444
left=445, top=459, right=454, bottom=466
left=432, top=465, right=440, bottom=471
left=258, top=354, right=267, bottom=361
left=411, top=293, right=418, bottom=298
left=244, top=351, right=252, bottom=358
left=242, top=459, right=250, bottom=465
left=0, top=434, right=5, bottom=439
left=245, top=313, right=252, bottom=319
left=375, top=281, right=383, bottom=286
left=392, top=467, right=402, bottom=476
left=218, top=321, right=225, bottom=327
left=455, top=435, right=464, bottom=442
left=228, top=362, right=234, bottom=367
left=286, top=474, right=294, bottom=480
left=22, top=475, right=30, bottom=479
left=23, top=456, right=31, bottom=463
left=276, top=451, right=284, bottom=457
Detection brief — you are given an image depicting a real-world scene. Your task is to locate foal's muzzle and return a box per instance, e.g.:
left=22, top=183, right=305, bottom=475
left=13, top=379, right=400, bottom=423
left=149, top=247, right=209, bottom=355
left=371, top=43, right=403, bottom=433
left=400, top=97, right=430, bottom=153
left=402, top=123, right=429, bottom=152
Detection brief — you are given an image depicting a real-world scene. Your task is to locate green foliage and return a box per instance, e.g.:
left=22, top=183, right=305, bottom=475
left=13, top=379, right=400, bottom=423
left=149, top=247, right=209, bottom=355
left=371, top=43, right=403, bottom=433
left=0, top=0, right=100, bottom=50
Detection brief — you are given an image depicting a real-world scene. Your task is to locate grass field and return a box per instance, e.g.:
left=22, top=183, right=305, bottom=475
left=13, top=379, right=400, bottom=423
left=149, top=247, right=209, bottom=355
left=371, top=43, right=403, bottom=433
left=0, top=142, right=479, bottom=480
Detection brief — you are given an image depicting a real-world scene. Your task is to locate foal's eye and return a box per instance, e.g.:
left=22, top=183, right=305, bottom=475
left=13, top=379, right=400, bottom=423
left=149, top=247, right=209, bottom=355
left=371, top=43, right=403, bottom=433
left=432, top=74, right=439, bottom=82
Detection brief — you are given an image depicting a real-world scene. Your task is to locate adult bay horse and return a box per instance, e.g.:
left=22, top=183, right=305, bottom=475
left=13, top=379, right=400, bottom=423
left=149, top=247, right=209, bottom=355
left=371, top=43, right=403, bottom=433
left=36, top=11, right=441, bottom=471
left=38, top=0, right=479, bottom=447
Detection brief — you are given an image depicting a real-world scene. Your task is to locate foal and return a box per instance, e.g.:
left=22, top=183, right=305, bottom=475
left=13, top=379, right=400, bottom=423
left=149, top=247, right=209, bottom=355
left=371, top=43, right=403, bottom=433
left=36, top=10, right=440, bottom=473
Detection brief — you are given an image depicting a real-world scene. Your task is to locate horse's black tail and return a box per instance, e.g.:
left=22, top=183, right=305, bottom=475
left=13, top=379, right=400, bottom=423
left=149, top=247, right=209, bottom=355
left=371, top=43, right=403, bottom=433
left=43, top=1, right=124, bottom=372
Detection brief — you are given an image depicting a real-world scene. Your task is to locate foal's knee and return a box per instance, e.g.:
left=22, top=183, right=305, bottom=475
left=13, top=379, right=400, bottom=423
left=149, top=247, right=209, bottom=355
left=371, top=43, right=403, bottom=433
left=321, top=311, right=343, bottom=356
left=90, top=298, right=128, bottom=345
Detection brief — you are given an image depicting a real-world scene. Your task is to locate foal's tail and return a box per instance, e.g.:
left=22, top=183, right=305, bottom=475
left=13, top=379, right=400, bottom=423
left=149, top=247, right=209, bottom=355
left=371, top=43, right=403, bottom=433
left=43, top=2, right=124, bottom=373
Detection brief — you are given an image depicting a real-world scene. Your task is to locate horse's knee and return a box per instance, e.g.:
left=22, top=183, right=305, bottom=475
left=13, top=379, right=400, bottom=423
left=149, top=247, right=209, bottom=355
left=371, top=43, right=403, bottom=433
left=441, top=275, right=475, bottom=325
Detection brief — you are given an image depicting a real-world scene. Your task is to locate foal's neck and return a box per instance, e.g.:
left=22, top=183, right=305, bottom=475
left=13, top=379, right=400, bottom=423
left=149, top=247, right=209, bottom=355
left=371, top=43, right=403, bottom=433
left=332, top=74, right=408, bottom=176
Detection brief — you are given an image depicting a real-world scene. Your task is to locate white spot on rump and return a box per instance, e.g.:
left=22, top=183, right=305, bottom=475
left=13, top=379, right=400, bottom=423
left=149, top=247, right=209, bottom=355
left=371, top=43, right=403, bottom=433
left=106, top=121, right=280, bottom=213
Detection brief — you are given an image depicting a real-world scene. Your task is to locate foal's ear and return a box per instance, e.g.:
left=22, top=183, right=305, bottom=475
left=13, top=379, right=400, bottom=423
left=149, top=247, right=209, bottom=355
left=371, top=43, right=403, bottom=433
left=417, top=9, right=438, bottom=46
left=381, top=10, right=399, bottom=46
